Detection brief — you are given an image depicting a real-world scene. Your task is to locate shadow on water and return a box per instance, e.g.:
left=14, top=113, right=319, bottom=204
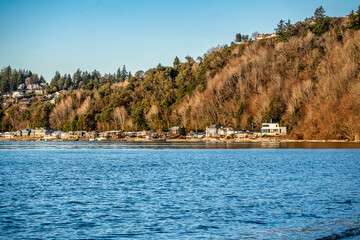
left=316, top=227, right=360, bottom=240
left=0, top=141, right=360, bottom=150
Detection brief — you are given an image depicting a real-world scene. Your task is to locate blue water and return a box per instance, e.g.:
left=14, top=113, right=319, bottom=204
left=0, top=142, right=360, bottom=239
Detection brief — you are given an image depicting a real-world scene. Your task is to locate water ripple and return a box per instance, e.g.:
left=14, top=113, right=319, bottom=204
left=0, top=144, right=359, bottom=239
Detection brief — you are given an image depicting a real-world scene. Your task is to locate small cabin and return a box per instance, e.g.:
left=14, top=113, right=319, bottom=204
left=170, top=126, right=185, bottom=135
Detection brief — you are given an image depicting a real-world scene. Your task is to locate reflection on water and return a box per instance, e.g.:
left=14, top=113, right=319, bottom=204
left=1, top=140, right=360, bottom=150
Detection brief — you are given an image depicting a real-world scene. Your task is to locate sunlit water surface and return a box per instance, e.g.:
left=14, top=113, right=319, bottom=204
left=0, top=141, right=359, bottom=239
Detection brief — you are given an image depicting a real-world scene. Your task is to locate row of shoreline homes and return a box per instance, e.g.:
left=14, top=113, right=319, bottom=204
left=0, top=120, right=286, bottom=141
left=205, top=119, right=286, bottom=138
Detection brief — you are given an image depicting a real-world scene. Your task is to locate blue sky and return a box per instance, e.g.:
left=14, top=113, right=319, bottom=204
left=0, top=0, right=358, bottom=82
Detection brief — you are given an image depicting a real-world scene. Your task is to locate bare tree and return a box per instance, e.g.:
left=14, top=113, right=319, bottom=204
left=252, top=31, right=259, bottom=40
left=112, top=106, right=128, bottom=130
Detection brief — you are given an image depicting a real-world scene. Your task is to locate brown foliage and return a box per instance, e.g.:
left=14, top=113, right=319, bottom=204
left=172, top=30, right=360, bottom=139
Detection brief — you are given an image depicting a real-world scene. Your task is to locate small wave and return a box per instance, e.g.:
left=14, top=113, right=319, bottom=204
left=196, top=225, right=219, bottom=230
left=316, top=227, right=360, bottom=240
left=243, top=220, right=267, bottom=225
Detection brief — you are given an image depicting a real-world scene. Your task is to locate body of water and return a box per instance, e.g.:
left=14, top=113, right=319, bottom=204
left=0, top=141, right=359, bottom=239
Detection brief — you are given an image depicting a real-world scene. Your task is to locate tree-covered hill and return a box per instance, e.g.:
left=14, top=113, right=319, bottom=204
left=1, top=6, right=360, bottom=140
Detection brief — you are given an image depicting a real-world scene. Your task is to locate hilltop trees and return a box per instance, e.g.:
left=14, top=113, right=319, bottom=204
left=50, top=72, right=73, bottom=91
left=235, top=33, right=250, bottom=42
left=173, top=56, right=181, bottom=66
left=314, top=5, right=326, bottom=20
left=348, top=5, right=360, bottom=30
left=235, top=33, right=242, bottom=43
left=0, top=66, right=34, bottom=93
left=252, top=31, right=259, bottom=40
left=311, top=6, right=330, bottom=36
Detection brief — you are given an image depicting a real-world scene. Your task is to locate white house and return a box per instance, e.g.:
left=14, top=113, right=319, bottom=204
left=3, top=132, right=16, bottom=139
left=30, top=127, right=54, bottom=137
left=261, top=119, right=286, bottom=136
left=124, top=131, right=137, bottom=137
left=16, top=128, right=32, bottom=137
left=206, top=125, right=223, bottom=137
left=257, top=33, right=277, bottom=40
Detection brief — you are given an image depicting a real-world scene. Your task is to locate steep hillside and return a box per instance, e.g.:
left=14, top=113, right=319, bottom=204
left=172, top=30, right=360, bottom=139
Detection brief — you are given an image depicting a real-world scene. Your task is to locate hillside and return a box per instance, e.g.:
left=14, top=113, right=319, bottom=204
left=1, top=6, right=360, bottom=140
left=172, top=29, right=360, bottom=140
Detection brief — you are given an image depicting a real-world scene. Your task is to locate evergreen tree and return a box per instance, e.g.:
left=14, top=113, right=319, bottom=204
left=116, top=67, right=121, bottom=80
left=348, top=6, right=360, bottom=30
left=185, top=55, right=194, bottom=64
left=312, top=6, right=330, bottom=36
left=314, top=6, right=326, bottom=20
left=73, top=69, right=82, bottom=87
left=173, top=56, right=181, bottom=67
left=235, top=33, right=242, bottom=42
left=121, top=65, right=128, bottom=79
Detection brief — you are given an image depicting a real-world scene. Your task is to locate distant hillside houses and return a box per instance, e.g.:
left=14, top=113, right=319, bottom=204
left=257, top=33, right=277, bottom=40
left=17, top=83, right=46, bottom=92
left=1, top=82, right=62, bottom=107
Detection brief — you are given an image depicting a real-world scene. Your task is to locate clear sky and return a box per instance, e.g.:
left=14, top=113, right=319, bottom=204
left=0, top=0, right=358, bottom=82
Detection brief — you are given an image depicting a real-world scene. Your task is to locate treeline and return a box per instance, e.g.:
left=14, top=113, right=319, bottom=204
left=49, top=66, right=132, bottom=92
left=1, top=45, right=234, bottom=132
left=0, top=66, right=46, bottom=93
left=1, top=6, right=360, bottom=140
left=274, top=5, right=360, bottom=41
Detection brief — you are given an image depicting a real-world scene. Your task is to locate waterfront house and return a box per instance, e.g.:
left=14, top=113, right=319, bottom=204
left=30, top=128, right=54, bottom=137
left=105, top=131, right=122, bottom=139
left=234, top=132, right=248, bottom=138
left=4, top=132, right=16, bottom=139
left=98, top=132, right=106, bottom=138
left=195, top=132, right=205, bottom=139
left=17, top=128, right=32, bottom=137
left=206, top=125, right=223, bottom=137
left=85, top=131, right=98, bottom=139
left=261, top=119, right=287, bottom=136
left=44, top=134, right=56, bottom=140
left=124, top=131, right=137, bottom=137
left=170, top=126, right=185, bottom=135
left=74, top=131, right=86, bottom=137
left=52, top=131, right=62, bottom=138
left=60, top=132, right=70, bottom=139
left=225, top=127, right=242, bottom=137
left=137, top=130, right=152, bottom=137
